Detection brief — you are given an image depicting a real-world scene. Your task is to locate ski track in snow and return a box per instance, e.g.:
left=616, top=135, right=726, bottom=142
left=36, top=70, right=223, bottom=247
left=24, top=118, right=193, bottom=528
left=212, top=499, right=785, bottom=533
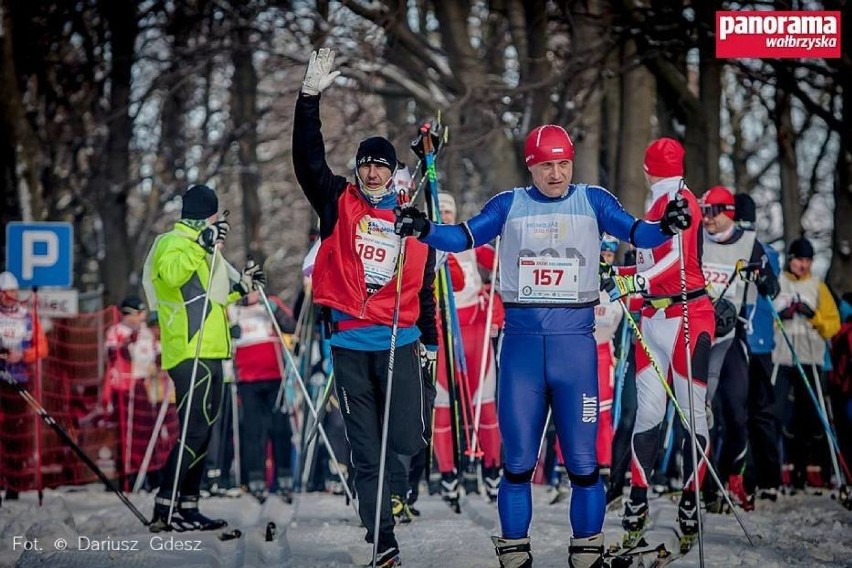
left=1, top=485, right=850, bottom=567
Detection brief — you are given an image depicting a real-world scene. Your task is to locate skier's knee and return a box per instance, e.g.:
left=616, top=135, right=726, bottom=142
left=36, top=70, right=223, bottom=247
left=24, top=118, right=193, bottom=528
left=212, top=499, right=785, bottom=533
left=567, top=467, right=599, bottom=487
left=503, top=466, right=535, bottom=484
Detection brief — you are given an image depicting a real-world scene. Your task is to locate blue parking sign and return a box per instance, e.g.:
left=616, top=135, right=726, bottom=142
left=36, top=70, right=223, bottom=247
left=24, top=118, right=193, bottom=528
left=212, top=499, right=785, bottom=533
left=5, top=222, right=74, bottom=288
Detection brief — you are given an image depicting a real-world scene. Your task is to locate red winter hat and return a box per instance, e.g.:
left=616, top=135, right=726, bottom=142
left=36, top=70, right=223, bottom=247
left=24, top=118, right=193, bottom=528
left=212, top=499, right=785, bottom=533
left=524, top=125, right=574, bottom=167
left=700, top=185, right=736, bottom=219
left=643, top=138, right=685, bottom=178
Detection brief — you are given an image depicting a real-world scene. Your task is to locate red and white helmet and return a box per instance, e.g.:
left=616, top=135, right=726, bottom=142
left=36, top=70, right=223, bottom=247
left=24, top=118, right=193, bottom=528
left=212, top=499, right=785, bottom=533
left=524, top=125, right=574, bottom=167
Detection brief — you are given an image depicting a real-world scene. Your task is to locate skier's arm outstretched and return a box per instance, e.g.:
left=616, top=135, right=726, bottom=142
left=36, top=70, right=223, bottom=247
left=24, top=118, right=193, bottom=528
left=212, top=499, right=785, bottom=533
left=292, top=93, right=348, bottom=238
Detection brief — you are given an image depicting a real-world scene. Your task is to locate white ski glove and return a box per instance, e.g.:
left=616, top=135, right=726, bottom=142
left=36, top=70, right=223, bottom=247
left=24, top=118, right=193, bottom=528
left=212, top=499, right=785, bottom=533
left=302, top=48, right=341, bottom=96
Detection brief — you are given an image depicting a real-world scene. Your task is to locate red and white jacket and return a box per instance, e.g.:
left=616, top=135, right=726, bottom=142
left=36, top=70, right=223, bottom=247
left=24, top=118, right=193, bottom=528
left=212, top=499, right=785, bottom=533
left=618, top=177, right=705, bottom=296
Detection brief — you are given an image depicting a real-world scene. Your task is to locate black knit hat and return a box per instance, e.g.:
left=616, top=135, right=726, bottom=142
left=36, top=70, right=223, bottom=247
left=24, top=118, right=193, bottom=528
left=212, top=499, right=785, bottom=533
left=734, top=193, right=756, bottom=224
left=356, top=137, right=397, bottom=170
left=120, top=295, right=146, bottom=314
left=181, top=184, right=218, bottom=220
left=788, top=237, right=814, bottom=259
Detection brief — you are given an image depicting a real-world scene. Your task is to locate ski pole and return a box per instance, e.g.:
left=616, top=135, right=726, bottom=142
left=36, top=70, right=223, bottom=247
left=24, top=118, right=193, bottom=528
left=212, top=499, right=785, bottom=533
left=168, top=210, right=228, bottom=526
left=811, top=360, right=848, bottom=487
left=469, top=237, right=501, bottom=464
left=675, top=199, right=705, bottom=567
left=769, top=305, right=851, bottom=482
left=617, top=302, right=755, bottom=546
left=133, top=379, right=172, bottom=494
left=229, top=381, right=241, bottom=487
left=1, top=370, right=150, bottom=526
left=612, top=316, right=631, bottom=431
left=369, top=236, right=407, bottom=568
left=303, top=372, right=335, bottom=447
left=253, top=280, right=358, bottom=513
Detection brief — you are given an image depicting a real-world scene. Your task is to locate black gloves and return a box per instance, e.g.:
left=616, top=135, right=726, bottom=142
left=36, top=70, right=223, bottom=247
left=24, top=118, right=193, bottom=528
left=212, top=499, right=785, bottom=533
left=394, top=206, right=431, bottom=239
left=198, top=219, right=231, bottom=253
left=660, top=195, right=692, bottom=236
left=756, top=272, right=780, bottom=300
left=234, top=263, right=266, bottom=296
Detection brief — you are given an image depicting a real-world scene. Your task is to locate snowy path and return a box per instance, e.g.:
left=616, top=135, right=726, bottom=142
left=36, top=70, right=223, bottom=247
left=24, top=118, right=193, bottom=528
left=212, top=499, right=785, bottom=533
left=1, top=484, right=850, bottom=567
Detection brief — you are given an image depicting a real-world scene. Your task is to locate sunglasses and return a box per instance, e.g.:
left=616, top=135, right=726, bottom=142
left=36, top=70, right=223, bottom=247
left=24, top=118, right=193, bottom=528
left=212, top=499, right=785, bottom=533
left=700, top=204, right=734, bottom=218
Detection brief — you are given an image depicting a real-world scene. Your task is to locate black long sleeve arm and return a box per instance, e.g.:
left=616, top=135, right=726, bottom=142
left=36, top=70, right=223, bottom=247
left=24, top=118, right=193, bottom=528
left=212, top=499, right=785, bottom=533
left=292, top=93, right=349, bottom=239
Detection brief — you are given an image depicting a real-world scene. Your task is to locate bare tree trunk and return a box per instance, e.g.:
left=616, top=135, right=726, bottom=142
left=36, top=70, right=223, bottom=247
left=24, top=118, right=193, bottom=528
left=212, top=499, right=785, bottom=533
left=774, top=88, right=801, bottom=248
left=232, top=8, right=262, bottom=264
left=602, top=45, right=621, bottom=188
left=693, top=0, right=721, bottom=193
left=571, top=0, right=605, bottom=185
left=827, top=5, right=851, bottom=291
left=0, top=0, right=43, bottom=225
left=615, top=38, right=654, bottom=218
left=93, top=1, right=137, bottom=303
left=434, top=2, right=524, bottom=202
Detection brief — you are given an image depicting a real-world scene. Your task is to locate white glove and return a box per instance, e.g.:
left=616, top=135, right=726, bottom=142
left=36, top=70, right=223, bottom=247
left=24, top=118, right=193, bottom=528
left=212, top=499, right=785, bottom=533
left=302, top=48, right=341, bottom=96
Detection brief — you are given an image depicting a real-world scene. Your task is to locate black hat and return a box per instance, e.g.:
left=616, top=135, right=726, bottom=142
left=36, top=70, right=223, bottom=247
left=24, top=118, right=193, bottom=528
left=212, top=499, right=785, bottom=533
left=788, top=237, right=814, bottom=259
left=120, top=295, right=147, bottom=314
left=181, top=184, right=218, bottom=220
left=734, top=193, right=756, bottom=224
left=356, top=137, right=397, bottom=170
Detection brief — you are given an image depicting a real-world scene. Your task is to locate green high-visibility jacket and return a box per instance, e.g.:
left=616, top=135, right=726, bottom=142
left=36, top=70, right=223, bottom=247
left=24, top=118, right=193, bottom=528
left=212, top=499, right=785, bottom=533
left=147, top=222, right=241, bottom=369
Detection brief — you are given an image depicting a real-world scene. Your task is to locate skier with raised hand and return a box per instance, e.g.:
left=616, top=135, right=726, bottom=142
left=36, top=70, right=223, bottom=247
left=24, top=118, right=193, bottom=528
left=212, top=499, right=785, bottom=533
left=395, top=125, right=690, bottom=568
left=698, top=186, right=778, bottom=511
left=601, top=138, right=713, bottom=549
left=143, top=183, right=265, bottom=532
left=293, top=47, right=438, bottom=568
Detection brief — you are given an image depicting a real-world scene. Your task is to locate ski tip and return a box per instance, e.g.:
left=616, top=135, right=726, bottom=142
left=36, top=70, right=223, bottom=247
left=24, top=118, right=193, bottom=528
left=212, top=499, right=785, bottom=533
left=218, top=528, right=242, bottom=541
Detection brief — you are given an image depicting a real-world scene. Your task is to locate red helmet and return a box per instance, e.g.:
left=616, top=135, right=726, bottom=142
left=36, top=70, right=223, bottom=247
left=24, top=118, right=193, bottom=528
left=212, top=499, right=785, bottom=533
left=524, top=125, right=574, bottom=167
left=643, top=138, right=685, bottom=178
left=700, top=185, right=736, bottom=219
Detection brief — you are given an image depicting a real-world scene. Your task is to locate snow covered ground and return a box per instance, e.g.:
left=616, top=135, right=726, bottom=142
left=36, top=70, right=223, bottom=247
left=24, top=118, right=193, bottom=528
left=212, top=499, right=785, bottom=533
left=1, top=483, right=850, bottom=567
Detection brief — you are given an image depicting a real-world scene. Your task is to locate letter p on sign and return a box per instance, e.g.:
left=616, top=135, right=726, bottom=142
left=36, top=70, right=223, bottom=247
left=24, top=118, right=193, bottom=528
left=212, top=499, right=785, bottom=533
left=5, top=222, right=73, bottom=288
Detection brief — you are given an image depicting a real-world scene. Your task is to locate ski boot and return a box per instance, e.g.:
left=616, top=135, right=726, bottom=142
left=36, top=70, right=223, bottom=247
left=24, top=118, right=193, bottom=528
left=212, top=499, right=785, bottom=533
left=620, top=494, right=648, bottom=548
left=365, top=530, right=401, bottom=567
left=492, top=535, right=532, bottom=568
left=757, top=487, right=778, bottom=502
left=405, top=488, right=422, bottom=517
left=483, top=466, right=502, bottom=503
left=569, top=532, right=605, bottom=568
left=175, top=495, right=228, bottom=531
left=276, top=475, right=294, bottom=504
left=391, top=493, right=412, bottom=524
left=677, top=492, right=700, bottom=553
left=441, top=472, right=461, bottom=514
left=463, top=466, right=480, bottom=495
left=806, top=465, right=825, bottom=495
left=428, top=470, right=442, bottom=495
left=149, top=496, right=175, bottom=533
left=248, top=480, right=268, bottom=505
left=550, top=470, right=571, bottom=505
left=727, top=474, right=754, bottom=511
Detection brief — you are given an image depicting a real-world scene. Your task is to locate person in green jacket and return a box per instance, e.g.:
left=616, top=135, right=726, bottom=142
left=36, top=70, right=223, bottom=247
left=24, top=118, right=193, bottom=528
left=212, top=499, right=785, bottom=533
left=143, top=184, right=265, bottom=531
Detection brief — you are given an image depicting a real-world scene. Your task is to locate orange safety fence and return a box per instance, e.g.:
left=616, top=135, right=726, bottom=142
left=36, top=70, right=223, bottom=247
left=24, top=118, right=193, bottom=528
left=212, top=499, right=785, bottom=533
left=0, top=300, right=179, bottom=493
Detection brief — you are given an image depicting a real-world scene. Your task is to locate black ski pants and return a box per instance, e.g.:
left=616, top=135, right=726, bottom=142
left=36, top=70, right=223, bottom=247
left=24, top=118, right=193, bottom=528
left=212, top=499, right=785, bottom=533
left=157, top=358, right=224, bottom=500
left=713, top=338, right=750, bottom=478
left=775, top=364, right=829, bottom=486
left=239, top=380, right=292, bottom=487
left=745, top=353, right=781, bottom=491
left=331, top=342, right=430, bottom=541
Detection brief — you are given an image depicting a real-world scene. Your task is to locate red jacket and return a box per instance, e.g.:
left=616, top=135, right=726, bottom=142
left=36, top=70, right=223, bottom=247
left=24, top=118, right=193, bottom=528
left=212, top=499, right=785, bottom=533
left=313, top=184, right=429, bottom=328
